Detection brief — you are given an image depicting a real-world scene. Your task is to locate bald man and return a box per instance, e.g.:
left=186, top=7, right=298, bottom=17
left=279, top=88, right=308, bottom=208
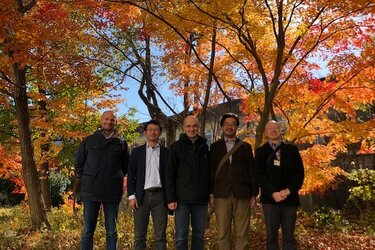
left=75, top=111, right=129, bottom=250
left=255, top=121, right=304, bottom=250
left=165, top=115, right=210, bottom=250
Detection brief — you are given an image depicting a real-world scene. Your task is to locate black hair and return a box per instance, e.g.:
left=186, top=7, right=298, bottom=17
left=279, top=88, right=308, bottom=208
left=143, top=119, right=162, bottom=132
left=220, top=113, right=240, bottom=127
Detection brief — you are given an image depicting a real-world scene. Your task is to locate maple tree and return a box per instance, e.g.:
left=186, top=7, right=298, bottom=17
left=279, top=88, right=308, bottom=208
left=114, top=0, right=374, bottom=193
left=0, top=0, right=126, bottom=227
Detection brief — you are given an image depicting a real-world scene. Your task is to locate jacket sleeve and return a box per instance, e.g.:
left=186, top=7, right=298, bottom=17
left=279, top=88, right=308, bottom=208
left=75, top=138, right=87, bottom=178
left=126, top=148, right=137, bottom=197
left=165, top=144, right=178, bottom=203
left=247, top=143, right=259, bottom=197
left=122, top=141, right=130, bottom=176
left=286, top=146, right=305, bottom=194
left=209, top=143, right=217, bottom=194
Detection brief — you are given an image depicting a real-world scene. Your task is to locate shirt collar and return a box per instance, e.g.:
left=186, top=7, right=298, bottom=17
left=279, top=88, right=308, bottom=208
left=146, top=143, right=160, bottom=149
left=224, top=137, right=236, bottom=143
left=102, top=130, right=115, bottom=140
left=268, top=140, right=282, bottom=149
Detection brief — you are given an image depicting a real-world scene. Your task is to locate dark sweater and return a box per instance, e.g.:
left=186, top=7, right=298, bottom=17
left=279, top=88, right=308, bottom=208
left=255, top=142, right=304, bottom=206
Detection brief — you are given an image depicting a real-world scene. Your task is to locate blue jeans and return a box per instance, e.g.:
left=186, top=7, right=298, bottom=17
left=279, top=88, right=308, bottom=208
left=81, top=201, right=120, bottom=250
left=263, top=203, right=297, bottom=250
left=175, top=204, right=207, bottom=250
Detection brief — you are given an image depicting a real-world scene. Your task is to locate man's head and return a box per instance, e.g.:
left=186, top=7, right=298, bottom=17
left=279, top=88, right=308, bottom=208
left=183, top=115, right=200, bottom=140
left=265, top=120, right=282, bottom=142
left=220, top=113, right=239, bottom=139
left=144, top=120, right=162, bottom=143
left=100, top=110, right=116, bottom=132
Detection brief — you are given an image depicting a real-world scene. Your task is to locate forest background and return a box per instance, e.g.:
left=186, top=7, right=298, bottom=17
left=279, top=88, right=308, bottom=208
left=0, top=0, right=374, bottom=249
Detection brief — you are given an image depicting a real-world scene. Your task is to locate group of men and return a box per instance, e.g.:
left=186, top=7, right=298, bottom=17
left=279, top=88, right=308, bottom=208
left=75, top=110, right=304, bottom=250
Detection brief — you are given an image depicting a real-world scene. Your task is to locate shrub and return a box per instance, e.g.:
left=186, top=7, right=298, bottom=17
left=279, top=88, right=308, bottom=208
left=49, top=170, right=71, bottom=207
left=310, top=206, right=350, bottom=232
left=347, top=169, right=375, bottom=233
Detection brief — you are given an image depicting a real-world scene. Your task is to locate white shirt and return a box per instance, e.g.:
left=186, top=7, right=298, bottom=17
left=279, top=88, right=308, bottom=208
left=128, top=143, right=161, bottom=200
left=144, top=143, right=162, bottom=189
left=224, top=137, right=236, bottom=163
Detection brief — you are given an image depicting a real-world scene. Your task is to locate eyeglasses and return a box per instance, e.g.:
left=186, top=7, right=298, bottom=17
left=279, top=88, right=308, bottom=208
left=146, top=128, right=160, bottom=132
left=223, top=123, right=237, bottom=127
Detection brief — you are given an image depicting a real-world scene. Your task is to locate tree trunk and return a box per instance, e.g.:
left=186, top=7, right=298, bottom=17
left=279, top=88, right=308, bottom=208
left=39, top=139, right=52, bottom=210
left=200, top=23, right=217, bottom=136
left=37, top=87, right=52, bottom=210
left=13, top=65, right=50, bottom=229
left=164, top=119, right=178, bottom=148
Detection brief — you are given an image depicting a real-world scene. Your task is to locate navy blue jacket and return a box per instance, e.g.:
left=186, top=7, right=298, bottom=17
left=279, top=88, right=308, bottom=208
left=75, top=130, right=129, bottom=203
left=127, top=143, right=169, bottom=205
left=165, top=134, right=210, bottom=205
left=255, top=142, right=304, bottom=206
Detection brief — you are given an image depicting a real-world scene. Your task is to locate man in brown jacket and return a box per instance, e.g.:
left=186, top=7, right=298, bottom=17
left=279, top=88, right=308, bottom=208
left=209, top=113, right=258, bottom=250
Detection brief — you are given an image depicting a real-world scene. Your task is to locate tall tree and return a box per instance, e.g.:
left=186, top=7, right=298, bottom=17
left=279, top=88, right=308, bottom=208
left=116, top=0, right=374, bottom=193
left=0, top=0, right=121, bottom=227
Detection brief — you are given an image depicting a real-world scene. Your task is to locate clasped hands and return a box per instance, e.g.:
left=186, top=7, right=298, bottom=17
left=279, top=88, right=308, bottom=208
left=272, top=188, right=291, bottom=203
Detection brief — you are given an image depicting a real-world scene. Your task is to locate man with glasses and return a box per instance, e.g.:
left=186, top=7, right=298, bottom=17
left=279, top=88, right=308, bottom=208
left=209, top=113, right=258, bottom=250
left=255, top=120, right=304, bottom=250
left=127, top=120, right=169, bottom=250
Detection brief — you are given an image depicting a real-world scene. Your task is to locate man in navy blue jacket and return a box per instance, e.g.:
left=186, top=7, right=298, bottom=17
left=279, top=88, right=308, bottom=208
left=127, top=120, right=169, bottom=250
left=75, top=110, right=129, bottom=250
left=255, top=120, right=304, bottom=250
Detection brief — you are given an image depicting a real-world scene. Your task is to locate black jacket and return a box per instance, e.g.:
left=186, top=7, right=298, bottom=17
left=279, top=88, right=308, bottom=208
left=255, top=142, right=304, bottom=206
left=127, top=143, right=169, bottom=205
left=165, top=134, right=210, bottom=205
left=75, top=130, right=129, bottom=203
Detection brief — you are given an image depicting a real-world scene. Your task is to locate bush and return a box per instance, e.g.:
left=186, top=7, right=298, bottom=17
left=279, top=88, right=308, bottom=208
left=49, top=170, right=71, bottom=207
left=310, top=206, right=350, bottom=232
left=0, top=178, right=24, bottom=206
left=347, top=169, right=375, bottom=233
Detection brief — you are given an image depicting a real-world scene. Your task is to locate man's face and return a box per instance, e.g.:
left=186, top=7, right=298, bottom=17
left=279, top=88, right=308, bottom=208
left=144, top=124, right=161, bottom=142
left=183, top=116, right=200, bottom=140
left=222, top=117, right=238, bottom=138
left=265, top=122, right=281, bottom=141
left=100, top=111, right=116, bottom=132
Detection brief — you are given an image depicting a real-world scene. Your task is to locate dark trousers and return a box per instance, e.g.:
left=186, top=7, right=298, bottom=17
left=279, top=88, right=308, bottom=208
left=175, top=204, right=207, bottom=250
left=262, top=203, right=297, bottom=250
left=81, top=201, right=119, bottom=250
left=134, top=189, right=168, bottom=250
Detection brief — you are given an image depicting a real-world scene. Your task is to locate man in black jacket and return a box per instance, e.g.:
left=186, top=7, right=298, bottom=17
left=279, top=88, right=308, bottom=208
left=75, top=111, right=129, bottom=250
left=127, top=120, right=169, bottom=250
left=165, top=115, right=210, bottom=250
left=255, top=120, right=304, bottom=250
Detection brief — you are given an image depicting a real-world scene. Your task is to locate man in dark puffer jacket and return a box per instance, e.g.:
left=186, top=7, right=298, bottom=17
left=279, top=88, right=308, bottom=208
left=165, top=115, right=210, bottom=250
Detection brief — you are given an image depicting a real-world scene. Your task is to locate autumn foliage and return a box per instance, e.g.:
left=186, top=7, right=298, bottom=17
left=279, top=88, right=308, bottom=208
left=0, top=0, right=374, bottom=233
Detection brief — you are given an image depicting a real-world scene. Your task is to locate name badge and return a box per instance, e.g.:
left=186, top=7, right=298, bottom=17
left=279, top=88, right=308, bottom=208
left=274, top=159, right=280, bottom=166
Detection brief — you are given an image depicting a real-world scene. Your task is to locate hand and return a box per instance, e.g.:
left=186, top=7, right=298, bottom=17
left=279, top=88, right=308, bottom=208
left=209, top=195, right=214, bottom=208
left=272, top=192, right=285, bottom=203
left=168, top=202, right=177, bottom=210
left=280, top=188, right=291, bottom=198
left=128, top=198, right=138, bottom=210
left=250, top=196, right=256, bottom=208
